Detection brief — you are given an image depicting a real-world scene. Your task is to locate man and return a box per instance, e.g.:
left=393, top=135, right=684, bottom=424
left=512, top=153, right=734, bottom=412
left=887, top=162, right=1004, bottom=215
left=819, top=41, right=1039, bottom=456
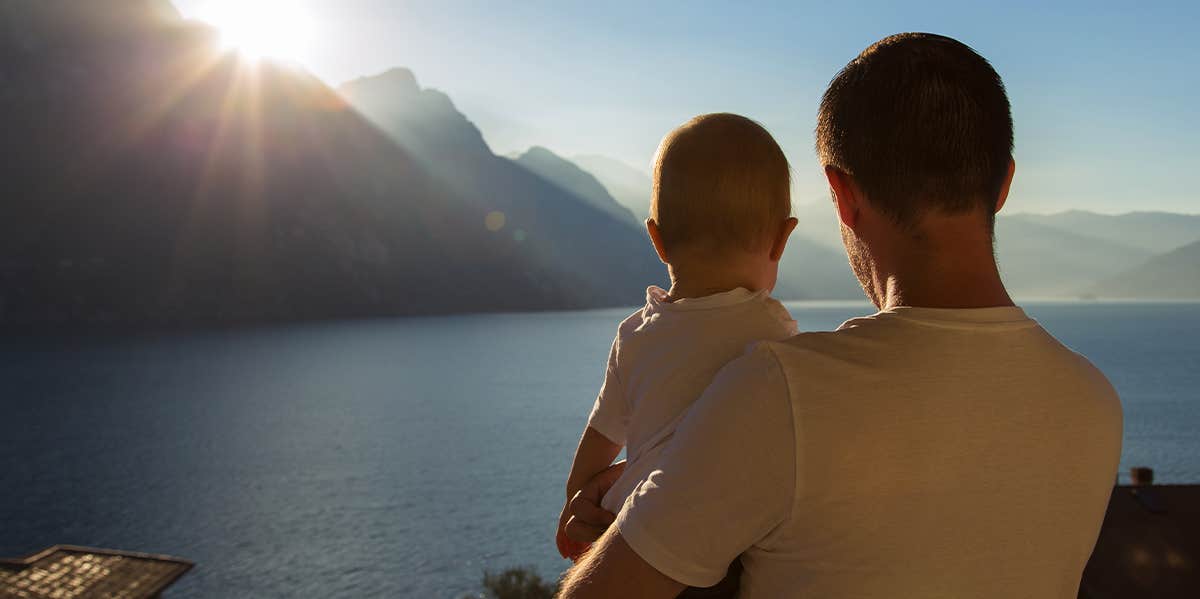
left=557, top=33, right=1122, bottom=599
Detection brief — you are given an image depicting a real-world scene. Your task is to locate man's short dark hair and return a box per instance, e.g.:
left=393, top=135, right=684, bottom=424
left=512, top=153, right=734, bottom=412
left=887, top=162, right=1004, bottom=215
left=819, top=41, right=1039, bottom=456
left=816, top=33, right=1013, bottom=227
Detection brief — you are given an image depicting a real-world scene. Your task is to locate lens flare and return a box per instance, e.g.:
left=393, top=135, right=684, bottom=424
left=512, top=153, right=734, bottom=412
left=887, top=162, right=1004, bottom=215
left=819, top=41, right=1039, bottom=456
left=197, top=1, right=315, bottom=62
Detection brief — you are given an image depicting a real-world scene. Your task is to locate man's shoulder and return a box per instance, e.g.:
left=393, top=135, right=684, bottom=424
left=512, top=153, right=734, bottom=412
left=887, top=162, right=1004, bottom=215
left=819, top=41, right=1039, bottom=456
left=1049, top=345, right=1123, bottom=423
left=761, top=319, right=878, bottom=360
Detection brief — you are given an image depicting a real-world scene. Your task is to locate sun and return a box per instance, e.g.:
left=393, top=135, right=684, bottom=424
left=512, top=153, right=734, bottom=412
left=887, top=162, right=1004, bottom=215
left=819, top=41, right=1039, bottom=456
left=197, top=1, right=315, bottom=62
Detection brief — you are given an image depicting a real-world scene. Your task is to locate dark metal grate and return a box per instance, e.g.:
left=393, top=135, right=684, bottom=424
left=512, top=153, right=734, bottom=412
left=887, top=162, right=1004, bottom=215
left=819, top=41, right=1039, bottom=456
left=0, top=546, right=191, bottom=599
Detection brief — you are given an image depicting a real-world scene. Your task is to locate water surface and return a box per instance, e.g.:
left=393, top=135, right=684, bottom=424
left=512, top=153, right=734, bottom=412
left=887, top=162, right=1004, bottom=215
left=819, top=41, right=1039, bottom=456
left=2, top=302, right=1197, bottom=597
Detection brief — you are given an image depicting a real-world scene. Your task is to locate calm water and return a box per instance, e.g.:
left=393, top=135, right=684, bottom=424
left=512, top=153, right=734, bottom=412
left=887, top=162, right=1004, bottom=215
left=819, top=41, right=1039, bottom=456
left=2, top=302, right=1198, bottom=597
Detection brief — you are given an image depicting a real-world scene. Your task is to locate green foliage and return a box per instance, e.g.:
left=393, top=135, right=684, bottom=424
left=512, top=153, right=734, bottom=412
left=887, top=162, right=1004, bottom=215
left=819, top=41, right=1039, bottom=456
left=463, top=566, right=559, bottom=599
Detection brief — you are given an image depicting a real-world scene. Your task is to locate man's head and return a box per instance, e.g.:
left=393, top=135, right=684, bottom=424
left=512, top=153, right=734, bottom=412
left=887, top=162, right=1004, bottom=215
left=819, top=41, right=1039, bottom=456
left=648, top=113, right=796, bottom=288
left=817, top=33, right=1014, bottom=229
left=818, top=33, right=1017, bottom=307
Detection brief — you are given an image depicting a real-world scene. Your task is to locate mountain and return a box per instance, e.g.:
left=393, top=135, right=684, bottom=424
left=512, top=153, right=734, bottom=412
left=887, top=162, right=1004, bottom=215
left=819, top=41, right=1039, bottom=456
left=513, top=147, right=638, bottom=225
left=338, top=70, right=665, bottom=306
left=1092, top=240, right=1200, bottom=299
left=993, top=218, right=1153, bottom=297
left=1007, top=211, right=1200, bottom=254
left=770, top=203, right=859, bottom=299
left=776, top=237, right=861, bottom=300
left=779, top=201, right=1180, bottom=299
left=790, top=201, right=847, bottom=250
left=788, top=202, right=1169, bottom=299
left=572, top=155, right=653, bottom=220
left=0, top=1, right=632, bottom=328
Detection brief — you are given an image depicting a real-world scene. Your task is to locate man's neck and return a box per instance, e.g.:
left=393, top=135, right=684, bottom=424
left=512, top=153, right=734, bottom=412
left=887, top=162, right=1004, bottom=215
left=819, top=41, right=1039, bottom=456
left=869, top=217, right=1015, bottom=311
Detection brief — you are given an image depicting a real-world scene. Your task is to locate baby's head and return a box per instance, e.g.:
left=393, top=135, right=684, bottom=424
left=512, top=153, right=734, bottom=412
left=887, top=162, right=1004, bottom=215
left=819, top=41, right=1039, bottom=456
left=648, top=113, right=796, bottom=293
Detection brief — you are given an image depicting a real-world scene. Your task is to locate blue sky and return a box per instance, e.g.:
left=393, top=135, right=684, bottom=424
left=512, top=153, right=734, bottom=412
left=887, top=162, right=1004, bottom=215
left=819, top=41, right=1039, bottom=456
left=172, top=0, right=1199, bottom=214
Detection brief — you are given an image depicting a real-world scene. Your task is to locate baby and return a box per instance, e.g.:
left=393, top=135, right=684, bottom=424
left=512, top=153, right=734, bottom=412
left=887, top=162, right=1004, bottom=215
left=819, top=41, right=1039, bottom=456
left=556, top=113, right=800, bottom=581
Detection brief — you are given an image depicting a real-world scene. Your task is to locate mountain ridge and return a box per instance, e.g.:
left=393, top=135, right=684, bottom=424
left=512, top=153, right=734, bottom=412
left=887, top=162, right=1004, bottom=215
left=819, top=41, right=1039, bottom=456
left=0, top=3, right=641, bottom=328
left=1003, top=210, right=1200, bottom=254
left=512, top=147, right=638, bottom=225
left=1092, top=240, right=1200, bottom=299
left=337, top=70, right=666, bottom=307
left=571, top=155, right=653, bottom=221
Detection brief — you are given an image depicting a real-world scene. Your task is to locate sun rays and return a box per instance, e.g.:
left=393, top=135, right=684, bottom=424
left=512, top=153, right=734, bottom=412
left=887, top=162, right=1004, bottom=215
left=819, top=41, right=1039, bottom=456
left=196, top=1, right=316, bottom=63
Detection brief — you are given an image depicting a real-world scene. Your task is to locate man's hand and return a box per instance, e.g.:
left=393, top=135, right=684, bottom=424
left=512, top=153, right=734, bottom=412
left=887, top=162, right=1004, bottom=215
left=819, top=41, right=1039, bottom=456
left=564, top=460, right=626, bottom=545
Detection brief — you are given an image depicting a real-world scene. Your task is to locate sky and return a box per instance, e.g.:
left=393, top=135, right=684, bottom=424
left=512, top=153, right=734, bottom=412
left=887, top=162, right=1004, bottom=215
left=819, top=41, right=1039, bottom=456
left=171, top=0, right=1200, bottom=215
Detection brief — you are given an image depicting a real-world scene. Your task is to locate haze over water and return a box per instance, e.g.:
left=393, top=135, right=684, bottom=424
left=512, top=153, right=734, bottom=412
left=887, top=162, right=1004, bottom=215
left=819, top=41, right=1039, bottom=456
left=2, top=301, right=1197, bottom=597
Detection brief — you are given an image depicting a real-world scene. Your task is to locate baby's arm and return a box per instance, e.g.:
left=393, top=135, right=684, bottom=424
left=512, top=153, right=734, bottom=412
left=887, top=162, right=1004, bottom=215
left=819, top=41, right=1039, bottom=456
left=558, top=331, right=627, bottom=560
left=557, top=426, right=622, bottom=560
left=566, top=426, right=623, bottom=504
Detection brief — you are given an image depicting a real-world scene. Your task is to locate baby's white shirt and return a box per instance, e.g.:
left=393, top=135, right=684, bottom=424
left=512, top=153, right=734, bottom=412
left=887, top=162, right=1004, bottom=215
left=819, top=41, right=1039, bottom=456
left=588, top=285, right=797, bottom=513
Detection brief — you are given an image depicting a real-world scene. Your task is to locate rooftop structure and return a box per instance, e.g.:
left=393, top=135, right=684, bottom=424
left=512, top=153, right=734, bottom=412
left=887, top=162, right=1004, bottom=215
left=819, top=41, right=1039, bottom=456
left=0, top=545, right=191, bottom=599
left=1079, top=468, right=1199, bottom=598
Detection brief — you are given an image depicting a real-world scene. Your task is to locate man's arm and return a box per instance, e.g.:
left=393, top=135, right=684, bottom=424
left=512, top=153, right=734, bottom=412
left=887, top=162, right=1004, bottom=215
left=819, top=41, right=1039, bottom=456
left=557, top=527, right=685, bottom=599
left=560, top=344, right=796, bottom=596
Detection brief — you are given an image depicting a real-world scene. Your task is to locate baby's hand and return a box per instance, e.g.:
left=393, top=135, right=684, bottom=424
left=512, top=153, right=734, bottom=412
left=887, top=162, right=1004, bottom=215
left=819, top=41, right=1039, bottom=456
left=556, top=507, right=591, bottom=561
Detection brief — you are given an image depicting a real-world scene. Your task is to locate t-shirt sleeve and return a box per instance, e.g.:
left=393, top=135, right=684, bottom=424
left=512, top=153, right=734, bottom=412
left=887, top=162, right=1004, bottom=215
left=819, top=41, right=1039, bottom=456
left=586, top=335, right=629, bottom=446
left=613, top=343, right=797, bottom=587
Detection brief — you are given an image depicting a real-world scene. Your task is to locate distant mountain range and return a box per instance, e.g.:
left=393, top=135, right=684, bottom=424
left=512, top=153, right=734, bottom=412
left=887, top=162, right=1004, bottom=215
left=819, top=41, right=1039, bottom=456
left=570, top=155, right=653, bottom=222
left=1007, top=211, right=1200, bottom=254
left=511, top=147, right=638, bottom=225
left=336, top=68, right=664, bottom=303
left=1092, top=240, right=1200, bottom=299
left=992, top=218, right=1152, bottom=297
left=0, top=0, right=661, bottom=328
left=0, top=1, right=1193, bottom=330
left=578, top=167, right=1200, bottom=300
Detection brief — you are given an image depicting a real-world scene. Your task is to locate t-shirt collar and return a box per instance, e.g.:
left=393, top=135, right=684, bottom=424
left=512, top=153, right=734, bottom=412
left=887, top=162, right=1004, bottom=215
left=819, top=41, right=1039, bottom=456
left=847, top=305, right=1035, bottom=330
left=645, top=285, right=766, bottom=311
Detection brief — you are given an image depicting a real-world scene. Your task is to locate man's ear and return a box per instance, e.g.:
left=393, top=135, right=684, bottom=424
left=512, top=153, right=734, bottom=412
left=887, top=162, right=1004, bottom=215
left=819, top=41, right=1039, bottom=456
left=768, top=217, right=798, bottom=262
left=825, top=166, right=861, bottom=230
left=645, top=219, right=670, bottom=264
left=994, top=158, right=1016, bottom=214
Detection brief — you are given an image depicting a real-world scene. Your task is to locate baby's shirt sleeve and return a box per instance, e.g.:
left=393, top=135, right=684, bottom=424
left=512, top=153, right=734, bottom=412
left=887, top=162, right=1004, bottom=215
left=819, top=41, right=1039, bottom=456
left=586, top=334, right=629, bottom=446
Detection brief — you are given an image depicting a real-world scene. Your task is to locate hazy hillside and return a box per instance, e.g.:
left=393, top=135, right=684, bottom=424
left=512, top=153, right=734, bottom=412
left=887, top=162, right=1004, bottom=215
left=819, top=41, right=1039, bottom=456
left=791, top=202, right=846, bottom=249
left=571, top=155, right=653, bottom=221
left=776, top=239, right=861, bottom=300
left=1008, top=211, right=1200, bottom=254
left=788, top=202, right=1163, bottom=299
left=0, top=1, right=620, bottom=327
left=1092, top=240, right=1200, bottom=299
left=993, top=219, right=1152, bottom=297
left=338, top=70, right=665, bottom=305
left=512, top=147, right=638, bottom=225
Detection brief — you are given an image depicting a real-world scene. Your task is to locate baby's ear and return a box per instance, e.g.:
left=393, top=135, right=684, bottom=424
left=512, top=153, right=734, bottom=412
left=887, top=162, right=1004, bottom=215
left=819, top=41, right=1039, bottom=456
left=645, top=219, right=670, bottom=264
left=769, top=217, right=798, bottom=262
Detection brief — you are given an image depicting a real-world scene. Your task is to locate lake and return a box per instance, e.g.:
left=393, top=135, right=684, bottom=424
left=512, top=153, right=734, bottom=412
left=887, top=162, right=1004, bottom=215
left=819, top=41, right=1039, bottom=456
left=2, top=301, right=1198, bottom=598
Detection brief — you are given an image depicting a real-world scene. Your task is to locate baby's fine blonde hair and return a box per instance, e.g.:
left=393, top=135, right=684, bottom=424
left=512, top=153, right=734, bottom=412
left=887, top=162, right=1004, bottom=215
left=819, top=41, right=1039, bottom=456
left=650, top=113, right=791, bottom=254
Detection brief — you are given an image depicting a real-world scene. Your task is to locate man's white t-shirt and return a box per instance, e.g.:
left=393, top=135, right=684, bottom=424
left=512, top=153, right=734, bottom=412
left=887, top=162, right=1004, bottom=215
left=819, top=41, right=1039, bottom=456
left=586, top=285, right=798, bottom=513
left=614, top=306, right=1123, bottom=598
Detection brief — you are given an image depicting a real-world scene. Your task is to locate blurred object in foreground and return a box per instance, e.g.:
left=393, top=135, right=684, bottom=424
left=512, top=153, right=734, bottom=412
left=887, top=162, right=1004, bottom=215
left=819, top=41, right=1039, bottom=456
left=1079, top=467, right=1199, bottom=598
left=463, top=566, right=558, bottom=599
left=0, top=545, right=191, bottom=599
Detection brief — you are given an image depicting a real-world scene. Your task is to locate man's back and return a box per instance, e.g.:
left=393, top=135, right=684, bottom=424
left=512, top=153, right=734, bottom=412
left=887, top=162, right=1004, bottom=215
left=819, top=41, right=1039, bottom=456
left=611, top=306, right=1122, bottom=598
left=750, top=306, right=1122, bottom=597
